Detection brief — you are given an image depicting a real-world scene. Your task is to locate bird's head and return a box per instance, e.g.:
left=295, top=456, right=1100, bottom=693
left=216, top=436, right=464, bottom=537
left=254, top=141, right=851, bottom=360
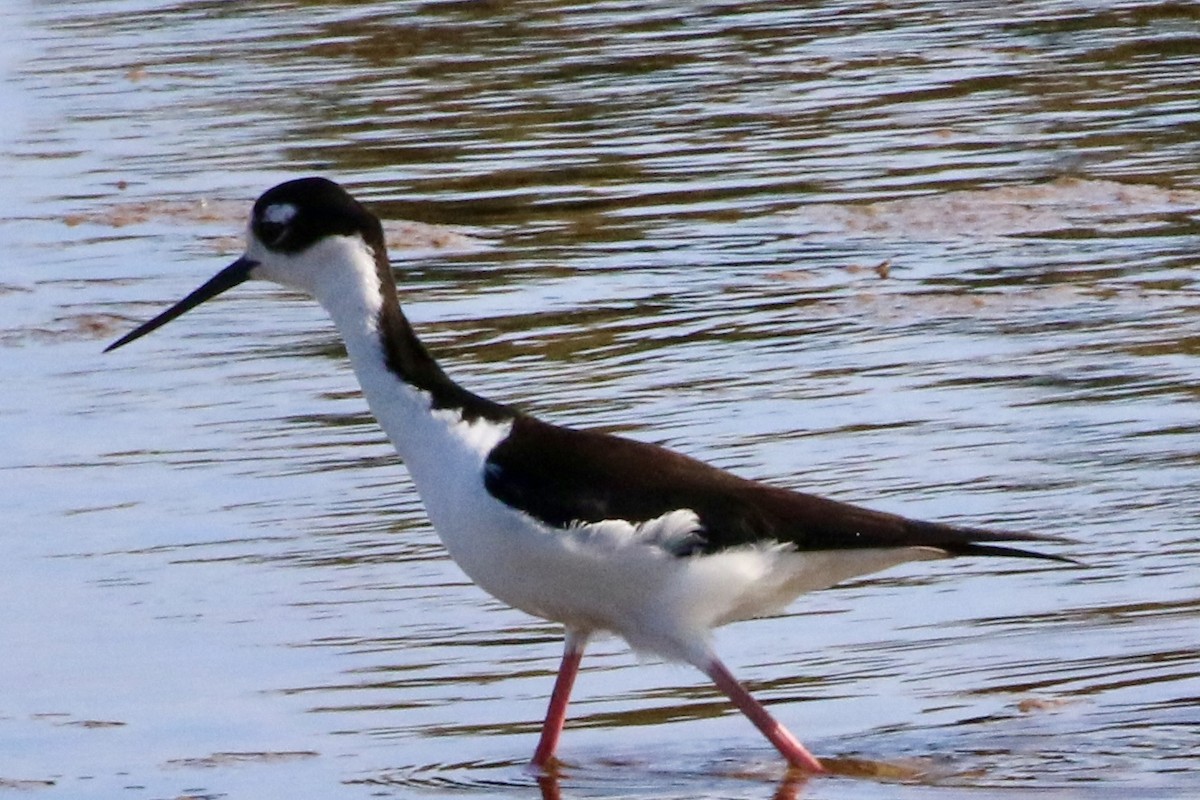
left=106, top=176, right=388, bottom=352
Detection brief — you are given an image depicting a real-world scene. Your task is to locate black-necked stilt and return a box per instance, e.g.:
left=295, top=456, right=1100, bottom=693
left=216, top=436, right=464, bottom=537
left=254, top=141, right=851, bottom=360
left=107, top=177, right=1073, bottom=774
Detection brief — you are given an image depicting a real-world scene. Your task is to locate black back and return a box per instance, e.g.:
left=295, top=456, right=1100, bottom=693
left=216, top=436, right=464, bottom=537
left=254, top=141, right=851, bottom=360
left=485, top=415, right=1072, bottom=561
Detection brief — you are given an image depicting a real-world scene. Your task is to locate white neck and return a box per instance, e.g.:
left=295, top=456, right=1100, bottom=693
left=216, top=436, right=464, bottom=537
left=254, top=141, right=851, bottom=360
left=293, top=237, right=429, bottom=462
left=281, top=236, right=512, bottom=498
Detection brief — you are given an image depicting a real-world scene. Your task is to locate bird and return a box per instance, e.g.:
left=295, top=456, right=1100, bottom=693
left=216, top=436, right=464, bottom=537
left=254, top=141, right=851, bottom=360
left=106, top=177, right=1073, bottom=775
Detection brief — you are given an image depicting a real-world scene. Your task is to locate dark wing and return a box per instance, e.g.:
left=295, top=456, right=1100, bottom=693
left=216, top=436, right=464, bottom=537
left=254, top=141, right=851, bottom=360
left=484, top=415, right=1074, bottom=562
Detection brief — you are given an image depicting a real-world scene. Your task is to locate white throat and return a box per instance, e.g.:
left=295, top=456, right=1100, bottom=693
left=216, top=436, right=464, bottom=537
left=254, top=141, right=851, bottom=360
left=252, top=234, right=511, bottom=500
left=250, top=234, right=386, bottom=343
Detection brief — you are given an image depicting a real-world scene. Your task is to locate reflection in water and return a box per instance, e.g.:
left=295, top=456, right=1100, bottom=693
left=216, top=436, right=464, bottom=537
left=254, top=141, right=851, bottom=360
left=536, top=766, right=813, bottom=800
left=2, top=0, right=1199, bottom=798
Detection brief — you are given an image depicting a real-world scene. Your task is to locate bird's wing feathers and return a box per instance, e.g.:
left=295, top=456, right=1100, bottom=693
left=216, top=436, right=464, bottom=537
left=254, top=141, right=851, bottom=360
left=483, top=416, right=1072, bottom=562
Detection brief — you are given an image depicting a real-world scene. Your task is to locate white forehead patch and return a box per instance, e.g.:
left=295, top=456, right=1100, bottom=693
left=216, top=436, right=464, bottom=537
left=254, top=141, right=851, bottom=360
left=262, top=203, right=297, bottom=225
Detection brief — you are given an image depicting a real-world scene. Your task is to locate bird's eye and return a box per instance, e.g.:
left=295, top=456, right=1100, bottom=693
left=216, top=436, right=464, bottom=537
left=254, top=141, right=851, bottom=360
left=257, top=220, right=287, bottom=246
left=256, top=203, right=297, bottom=248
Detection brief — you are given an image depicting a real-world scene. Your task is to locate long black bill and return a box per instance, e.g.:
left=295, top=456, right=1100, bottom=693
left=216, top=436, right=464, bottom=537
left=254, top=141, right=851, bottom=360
left=104, top=256, right=258, bottom=352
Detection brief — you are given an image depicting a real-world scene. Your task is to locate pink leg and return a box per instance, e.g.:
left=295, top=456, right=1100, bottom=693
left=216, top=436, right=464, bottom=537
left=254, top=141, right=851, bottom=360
left=531, top=630, right=589, bottom=770
left=703, top=657, right=826, bottom=774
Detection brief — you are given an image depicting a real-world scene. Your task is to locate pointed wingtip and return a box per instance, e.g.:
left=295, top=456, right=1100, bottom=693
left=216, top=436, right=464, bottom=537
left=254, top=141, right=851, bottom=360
left=942, top=537, right=1085, bottom=566
left=913, top=521, right=1084, bottom=565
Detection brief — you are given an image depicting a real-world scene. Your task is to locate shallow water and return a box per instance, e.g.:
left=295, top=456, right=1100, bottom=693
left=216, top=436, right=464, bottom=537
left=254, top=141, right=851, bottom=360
left=2, top=1, right=1199, bottom=797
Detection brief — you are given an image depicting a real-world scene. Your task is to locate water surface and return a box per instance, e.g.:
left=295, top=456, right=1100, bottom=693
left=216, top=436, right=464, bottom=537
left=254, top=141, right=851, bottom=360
left=2, top=1, right=1199, bottom=798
